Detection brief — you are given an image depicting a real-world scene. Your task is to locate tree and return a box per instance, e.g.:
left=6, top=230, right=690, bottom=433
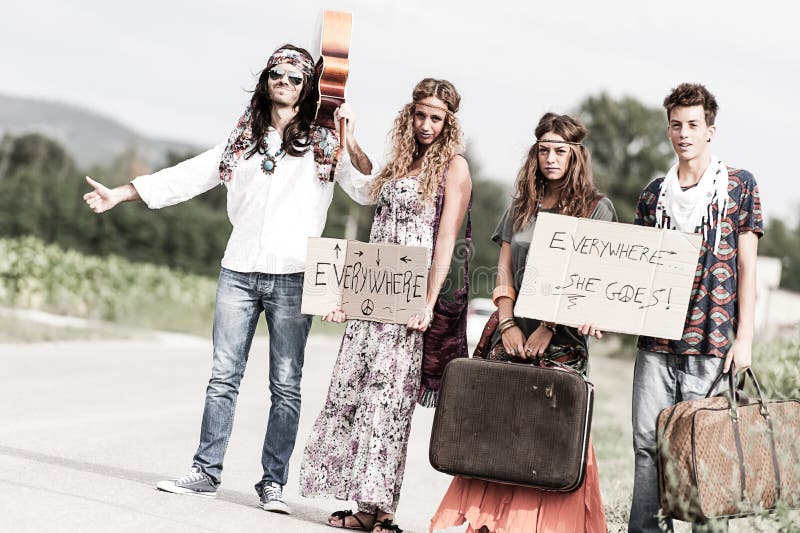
left=759, top=217, right=800, bottom=292
left=576, top=93, right=673, bottom=224
left=0, top=133, right=78, bottom=241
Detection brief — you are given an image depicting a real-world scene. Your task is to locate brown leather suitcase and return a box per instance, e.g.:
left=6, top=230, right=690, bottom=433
left=429, top=357, right=594, bottom=492
left=657, top=368, right=800, bottom=522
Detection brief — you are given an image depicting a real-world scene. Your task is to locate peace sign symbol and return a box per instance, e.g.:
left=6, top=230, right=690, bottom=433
left=361, top=299, right=375, bottom=315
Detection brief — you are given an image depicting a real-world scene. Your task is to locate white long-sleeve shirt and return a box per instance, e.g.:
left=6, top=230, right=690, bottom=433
left=132, top=128, right=375, bottom=274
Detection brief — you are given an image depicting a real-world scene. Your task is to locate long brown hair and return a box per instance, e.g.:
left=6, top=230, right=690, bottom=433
left=246, top=44, right=318, bottom=159
left=512, top=113, right=599, bottom=231
left=370, top=78, right=464, bottom=202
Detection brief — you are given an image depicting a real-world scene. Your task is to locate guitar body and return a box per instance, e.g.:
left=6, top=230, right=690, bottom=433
left=314, top=10, right=352, bottom=130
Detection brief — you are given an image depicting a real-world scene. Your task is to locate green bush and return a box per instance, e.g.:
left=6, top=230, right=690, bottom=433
left=752, top=338, right=800, bottom=400
left=0, top=236, right=217, bottom=334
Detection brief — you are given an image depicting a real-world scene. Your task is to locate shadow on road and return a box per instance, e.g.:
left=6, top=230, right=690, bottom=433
left=0, top=444, right=332, bottom=529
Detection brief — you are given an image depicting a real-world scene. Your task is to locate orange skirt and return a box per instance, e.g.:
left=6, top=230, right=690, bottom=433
left=429, top=440, right=606, bottom=533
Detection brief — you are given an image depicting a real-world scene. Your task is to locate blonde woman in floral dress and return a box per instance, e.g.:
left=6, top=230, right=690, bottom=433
left=299, top=78, right=472, bottom=533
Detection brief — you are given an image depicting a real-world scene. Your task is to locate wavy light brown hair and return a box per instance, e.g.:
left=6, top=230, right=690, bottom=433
left=370, top=78, right=464, bottom=202
left=512, top=113, right=599, bottom=231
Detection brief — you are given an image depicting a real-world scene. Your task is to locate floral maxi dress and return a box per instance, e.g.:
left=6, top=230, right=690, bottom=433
left=299, top=176, right=437, bottom=514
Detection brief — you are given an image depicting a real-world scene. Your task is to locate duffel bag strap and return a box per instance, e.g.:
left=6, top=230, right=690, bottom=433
left=719, top=366, right=783, bottom=504
left=720, top=367, right=748, bottom=502
left=739, top=368, right=783, bottom=501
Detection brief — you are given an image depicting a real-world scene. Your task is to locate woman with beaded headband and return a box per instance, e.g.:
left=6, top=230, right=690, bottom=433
left=299, top=78, right=472, bottom=533
left=430, top=113, right=614, bottom=533
left=82, top=44, right=376, bottom=513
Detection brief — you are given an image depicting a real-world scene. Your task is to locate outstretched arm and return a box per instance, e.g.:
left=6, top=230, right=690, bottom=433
left=83, top=145, right=225, bottom=214
left=83, top=177, right=141, bottom=213
left=408, top=156, right=472, bottom=331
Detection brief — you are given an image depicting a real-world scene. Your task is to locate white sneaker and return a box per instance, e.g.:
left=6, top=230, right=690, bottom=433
left=260, top=481, right=290, bottom=514
left=156, top=467, right=217, bottom=498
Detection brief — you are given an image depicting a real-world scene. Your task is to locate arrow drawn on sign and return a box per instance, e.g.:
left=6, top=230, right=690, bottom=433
left=400, top=256, right=411, bottom=263
left=354, top=250, right=364, bottom=257
left=376, top=249, right=381, bottom=266
left=333, top=243, right=341, bottom=260
left=545, top=291, right=588, bottom=310
left=565, top=294, right=586, bottom=309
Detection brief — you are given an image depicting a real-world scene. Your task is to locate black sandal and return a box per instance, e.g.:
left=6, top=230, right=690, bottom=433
left=328, top=510, right=374, bottom=531
left=372, top=518, right=403, bottom=533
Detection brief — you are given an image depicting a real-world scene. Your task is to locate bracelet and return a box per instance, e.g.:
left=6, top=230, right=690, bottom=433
left=498, top=317, right=516, bottom=329
left=498, top=323, right=518, bottom=335
left=540, top=320, right=557, bottom=334
left=498, top=318, right=518, bottom=335
left=492, top=285, right=517, bottom=307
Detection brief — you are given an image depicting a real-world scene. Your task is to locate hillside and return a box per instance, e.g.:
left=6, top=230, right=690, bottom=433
left=0, top=93, right=199, bottom=169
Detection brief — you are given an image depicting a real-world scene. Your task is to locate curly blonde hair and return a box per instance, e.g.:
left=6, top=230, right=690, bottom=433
left=512, top=113, right=600, bottom=231
left=370, top=78, right=464, bottom=202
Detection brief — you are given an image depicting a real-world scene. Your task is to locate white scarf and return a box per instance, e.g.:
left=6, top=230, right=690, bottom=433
left=655, top=155, right=729, bottom=253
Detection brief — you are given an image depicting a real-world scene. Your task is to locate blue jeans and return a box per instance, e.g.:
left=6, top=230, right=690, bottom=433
left=192, top=267, right=312, bottom=493
left=629, top=349, right=728, bottom=533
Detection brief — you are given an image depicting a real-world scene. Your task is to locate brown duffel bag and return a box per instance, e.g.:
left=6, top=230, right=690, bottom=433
left=429, top=357, right=594, bottom=492
left=657, top=367, right=800, bottom=522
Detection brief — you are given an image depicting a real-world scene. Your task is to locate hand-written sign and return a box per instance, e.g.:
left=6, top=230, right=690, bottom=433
left=302, top=238, right=429, bottom=324
left=515, top=213, right=702, bottom=339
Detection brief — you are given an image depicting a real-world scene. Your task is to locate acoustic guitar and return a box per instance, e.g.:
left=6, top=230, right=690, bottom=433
left=314, top=10, right=352, bottom=181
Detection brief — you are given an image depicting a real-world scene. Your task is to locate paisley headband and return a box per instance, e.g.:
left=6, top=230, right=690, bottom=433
left=266, top=48, right=315, bottom=78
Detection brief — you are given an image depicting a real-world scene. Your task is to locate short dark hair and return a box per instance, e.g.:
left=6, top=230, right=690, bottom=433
left=663, top=83, right=718, bottom=126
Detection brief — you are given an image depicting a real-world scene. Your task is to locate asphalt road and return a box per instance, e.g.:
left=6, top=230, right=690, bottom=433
left=0, top=334, right=461, bottom=533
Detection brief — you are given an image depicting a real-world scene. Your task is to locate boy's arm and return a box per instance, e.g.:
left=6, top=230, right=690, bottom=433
left=724, top=230, right=758, bottom=373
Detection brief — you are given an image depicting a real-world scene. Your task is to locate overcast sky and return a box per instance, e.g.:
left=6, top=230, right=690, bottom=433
left=2, top=0, right=798, bottom=220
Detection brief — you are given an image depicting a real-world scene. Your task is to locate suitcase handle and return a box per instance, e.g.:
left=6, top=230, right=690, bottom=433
left=705, top=366, right=770, bottom=417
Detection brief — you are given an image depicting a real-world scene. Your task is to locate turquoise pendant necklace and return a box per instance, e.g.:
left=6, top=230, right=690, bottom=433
left=260, top=137, right=286, bottom=175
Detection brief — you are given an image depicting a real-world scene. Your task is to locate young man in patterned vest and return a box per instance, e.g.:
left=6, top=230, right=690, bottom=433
left=628, top=83, right=763, bottom=533
left=83, top=44, right=375, bottom=514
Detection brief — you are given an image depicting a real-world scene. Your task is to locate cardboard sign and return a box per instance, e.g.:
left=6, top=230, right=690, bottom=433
left=302, top=238, right=429, bottom=324
left=515, top=213, right=702, bottom=339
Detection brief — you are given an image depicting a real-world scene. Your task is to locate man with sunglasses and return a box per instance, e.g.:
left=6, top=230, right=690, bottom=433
left=82, top=44, right=375, bottom=514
